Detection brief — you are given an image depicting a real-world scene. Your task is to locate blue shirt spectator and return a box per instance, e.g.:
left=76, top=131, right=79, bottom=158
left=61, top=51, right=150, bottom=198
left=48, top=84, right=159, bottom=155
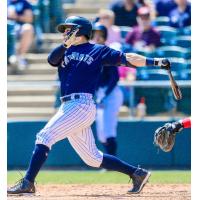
left=109, top=0, right=139, bottom=27
left=154, top=0, right=177, bottom=17
left=169, top=0, right=191, bottom=28
left=7, top=0, right=34, bottom=71
left=8, top=0, right=33, bottom=25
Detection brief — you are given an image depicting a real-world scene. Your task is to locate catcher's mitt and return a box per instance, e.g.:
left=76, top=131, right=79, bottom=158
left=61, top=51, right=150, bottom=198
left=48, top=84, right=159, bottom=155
left=154, top=122, right=183, bottom=152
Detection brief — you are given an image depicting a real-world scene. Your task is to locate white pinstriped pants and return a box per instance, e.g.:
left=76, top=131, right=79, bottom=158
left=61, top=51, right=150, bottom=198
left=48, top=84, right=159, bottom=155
left=36, top=93, right=103, bottom=167
left=96, top=85, right=123, bottom=143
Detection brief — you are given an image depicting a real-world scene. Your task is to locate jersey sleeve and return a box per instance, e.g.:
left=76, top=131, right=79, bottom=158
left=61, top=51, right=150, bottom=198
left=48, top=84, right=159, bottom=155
left=101, top=46, right=127, bottom=66
left=47, top=45, right=66, bottom=67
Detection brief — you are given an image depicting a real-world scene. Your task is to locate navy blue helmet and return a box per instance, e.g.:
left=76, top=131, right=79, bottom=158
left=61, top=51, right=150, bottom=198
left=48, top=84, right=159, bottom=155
left=92, top=23, right=108, bottom=40
left=57, top=16, right=92, bottom=39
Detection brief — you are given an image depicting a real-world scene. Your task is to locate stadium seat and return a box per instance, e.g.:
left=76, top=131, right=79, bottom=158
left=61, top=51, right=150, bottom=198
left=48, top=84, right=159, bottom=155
left=137, top=69, right=175, bottom=80
left=136, top=49, right=156, bottom=57
left=156, top=26, right=177, bottom=45
left=175, top=36, right=191, bottom=49
left=7, top=21, right=16, bottom=58
left=120, top=26, right=132, bottom=39
left=169, top=58, right=190, bottom=71
left=178, top=26, right=191, bottom=36
left=31, top=1, right=43, bottom=51
left=121, top=43, right=134, bottom=53
left=178, top=69, right=191, bottom=80
left=156, top=46, right=190, bottom=59
left=153, top=16, right=170, bottom=26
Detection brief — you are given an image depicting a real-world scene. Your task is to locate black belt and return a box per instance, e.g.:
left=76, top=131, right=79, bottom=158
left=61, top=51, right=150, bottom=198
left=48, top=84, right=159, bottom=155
left=61, top=94, right=80, bottom=102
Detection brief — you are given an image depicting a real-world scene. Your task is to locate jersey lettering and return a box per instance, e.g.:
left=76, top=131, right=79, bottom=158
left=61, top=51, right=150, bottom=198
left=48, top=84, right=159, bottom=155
left=63, top=52, right=94, bottom=66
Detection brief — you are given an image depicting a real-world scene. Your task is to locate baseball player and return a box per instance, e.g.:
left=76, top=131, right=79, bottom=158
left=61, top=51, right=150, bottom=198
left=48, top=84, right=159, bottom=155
left=7, top=16, right=171, bottom=195
left=92, top=23, right=123, bottom=156
left=154, top=117, right=191, bottom=152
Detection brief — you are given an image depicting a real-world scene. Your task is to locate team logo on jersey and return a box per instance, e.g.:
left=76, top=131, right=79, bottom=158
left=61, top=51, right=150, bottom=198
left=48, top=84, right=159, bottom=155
left=62, top=52, right=94, bottom=67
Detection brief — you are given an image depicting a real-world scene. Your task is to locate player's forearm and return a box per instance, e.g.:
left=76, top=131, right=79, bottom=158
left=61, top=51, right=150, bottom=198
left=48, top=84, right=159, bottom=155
left=48, top=45, right=66, bottom=66
left=125, top=53, right=170, bottom=70
left=125, top=53, right=146, bottom=67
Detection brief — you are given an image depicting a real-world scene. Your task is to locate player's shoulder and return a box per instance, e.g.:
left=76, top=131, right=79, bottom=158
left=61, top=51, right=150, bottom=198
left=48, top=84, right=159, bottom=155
left=89, top=43, right=109, bottom=51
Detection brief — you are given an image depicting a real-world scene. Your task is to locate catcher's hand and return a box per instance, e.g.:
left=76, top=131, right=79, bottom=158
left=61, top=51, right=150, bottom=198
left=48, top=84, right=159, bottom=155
left=63, top=26, right=79, bottom=48
left=154, top=121, right=183, bottom=152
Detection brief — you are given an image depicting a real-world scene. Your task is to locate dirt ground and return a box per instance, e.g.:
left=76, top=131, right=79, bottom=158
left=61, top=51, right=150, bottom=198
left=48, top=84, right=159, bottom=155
left=7, top=184, right=191, bottom=200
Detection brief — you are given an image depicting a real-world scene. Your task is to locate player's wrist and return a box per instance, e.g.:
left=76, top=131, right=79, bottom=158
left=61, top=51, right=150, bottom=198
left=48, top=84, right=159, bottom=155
left=146, top=58, right=170, bottom=70
left=172, top=121, right=183, bottom=133
left=145, top=58, right=154, bottom=66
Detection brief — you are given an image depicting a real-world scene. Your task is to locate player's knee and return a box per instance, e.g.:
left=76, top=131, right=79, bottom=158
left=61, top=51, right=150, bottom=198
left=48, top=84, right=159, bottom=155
left=35, top=129, right=55, bottom=149
left=82, top=150, right=103, bottom=168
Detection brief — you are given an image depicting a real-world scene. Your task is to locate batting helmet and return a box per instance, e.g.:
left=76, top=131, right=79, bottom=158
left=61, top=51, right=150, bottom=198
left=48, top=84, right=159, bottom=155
left=92, top=23, right=108, bottom=40
left=57, top=16, right=92, bottom=39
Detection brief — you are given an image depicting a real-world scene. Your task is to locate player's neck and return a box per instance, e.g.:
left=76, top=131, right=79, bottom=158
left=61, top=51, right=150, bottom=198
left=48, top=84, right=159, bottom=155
left=74, top=37, right=89, bottom=46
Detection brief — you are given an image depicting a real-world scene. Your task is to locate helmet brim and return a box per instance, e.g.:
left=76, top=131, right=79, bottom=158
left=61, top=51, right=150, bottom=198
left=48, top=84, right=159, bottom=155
left=57, top=23, right=80, bottom=33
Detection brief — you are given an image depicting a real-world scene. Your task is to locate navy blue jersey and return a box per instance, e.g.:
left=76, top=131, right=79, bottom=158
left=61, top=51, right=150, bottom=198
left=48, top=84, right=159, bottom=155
left=8, top=0, right=33, bottom=25
left=169, top=3, right=191, bottom=28
left=8, top=0, right=32, bottom=16
left=96, top=66, right=119, bottom=96
left=48, top=43, right=126, bottom=96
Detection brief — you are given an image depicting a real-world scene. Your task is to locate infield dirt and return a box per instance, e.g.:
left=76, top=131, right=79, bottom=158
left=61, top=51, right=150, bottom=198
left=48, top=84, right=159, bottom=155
left=8, top=184, right=190, bottom=200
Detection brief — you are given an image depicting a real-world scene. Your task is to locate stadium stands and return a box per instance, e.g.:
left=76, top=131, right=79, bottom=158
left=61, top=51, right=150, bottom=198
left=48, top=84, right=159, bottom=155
left=7, top=0, right=191, bottom=120
left=155, top=46, right=190, bottom=59
left=153, top=16, right=170, bottom=26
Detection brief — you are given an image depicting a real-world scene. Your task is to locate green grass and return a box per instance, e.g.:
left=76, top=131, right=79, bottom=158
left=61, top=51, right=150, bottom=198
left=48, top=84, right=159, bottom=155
left=7, top=170, right=191, bottom=185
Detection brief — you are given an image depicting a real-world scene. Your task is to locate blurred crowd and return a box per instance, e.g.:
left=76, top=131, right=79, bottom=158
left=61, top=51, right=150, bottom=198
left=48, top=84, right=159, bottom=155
left=7, top=0, right=191, bottom=116
left=7, top=0, right=191, bottom=79
left=7, top=0, right=64, bottom=72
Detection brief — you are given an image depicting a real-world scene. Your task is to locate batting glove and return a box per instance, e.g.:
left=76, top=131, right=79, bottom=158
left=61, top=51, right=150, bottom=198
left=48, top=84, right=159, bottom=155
left=154, top=58, right=171, bottom=70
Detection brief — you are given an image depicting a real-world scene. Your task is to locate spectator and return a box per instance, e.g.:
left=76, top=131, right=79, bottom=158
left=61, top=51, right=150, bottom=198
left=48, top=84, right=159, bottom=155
left=169, top=0, right=191, bottom=28
left=154, top=0, right=177, bottom=17
left=7, top=21, right=18, bottom=73
left=91, top=23, right=123, bottom=156
left=125, top=6, right=161, bottom=52
left=137, top=0, right=148, bottom=7
left=7, top=0, right=34, bottom=70
left=109, top=0, right=139, bottom=27
left=98, top=9, right=122, bottom=47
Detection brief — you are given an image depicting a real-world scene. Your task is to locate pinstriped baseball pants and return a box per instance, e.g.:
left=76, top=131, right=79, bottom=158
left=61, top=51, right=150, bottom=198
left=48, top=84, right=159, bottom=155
left=36, top=93, right=103, bottom=167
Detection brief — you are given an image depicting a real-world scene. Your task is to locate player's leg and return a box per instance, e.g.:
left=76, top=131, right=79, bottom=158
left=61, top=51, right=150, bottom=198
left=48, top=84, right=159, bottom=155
left=7, top=95, right=96, bottom=194
left=68, top=126, right=151, bottom=193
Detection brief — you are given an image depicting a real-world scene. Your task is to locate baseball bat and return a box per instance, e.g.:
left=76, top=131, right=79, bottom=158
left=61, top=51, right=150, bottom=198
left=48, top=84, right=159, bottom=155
left=167, top=70, right=182, bottom=100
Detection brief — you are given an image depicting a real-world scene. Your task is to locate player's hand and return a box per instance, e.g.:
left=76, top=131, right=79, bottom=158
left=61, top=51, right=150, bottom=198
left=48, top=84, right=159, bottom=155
left=154, top=58, right=171, bottom=70
left=63, top=27, right=79, bottom=48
